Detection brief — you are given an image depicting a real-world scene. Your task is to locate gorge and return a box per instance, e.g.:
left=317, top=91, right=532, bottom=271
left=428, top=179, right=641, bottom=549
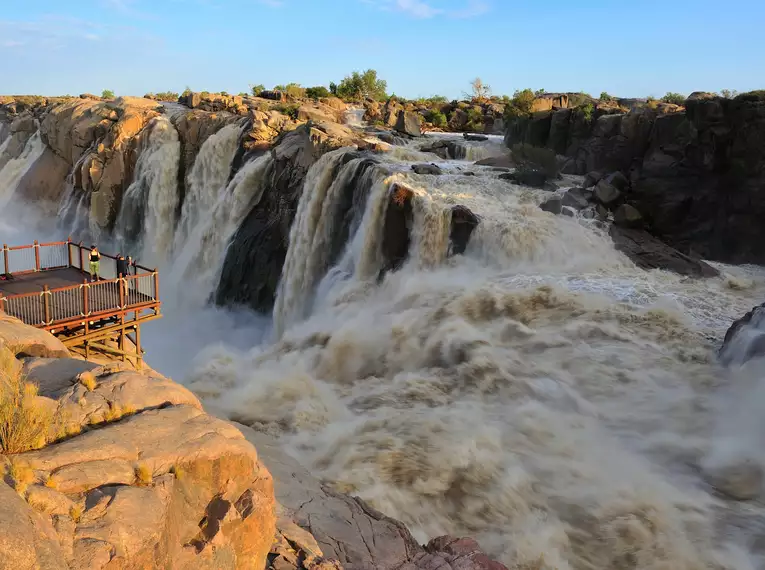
left=2, top=91, right=765, bottom=569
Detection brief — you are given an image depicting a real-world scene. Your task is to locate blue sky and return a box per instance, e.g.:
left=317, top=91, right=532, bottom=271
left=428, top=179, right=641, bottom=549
left=1, top=0, right=763, bottom=100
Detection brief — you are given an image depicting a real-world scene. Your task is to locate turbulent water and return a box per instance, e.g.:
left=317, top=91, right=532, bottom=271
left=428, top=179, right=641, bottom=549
left=2, top=121, right=765, bottom=569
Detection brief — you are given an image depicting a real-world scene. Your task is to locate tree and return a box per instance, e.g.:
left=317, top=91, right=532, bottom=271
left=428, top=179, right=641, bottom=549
left=469, top=78, right=491, bottom=102
left=720, top=89, right=738, bottom=99
left=306, top=86, right=331, bottom=99
left=335, top=69, right=387, bottom=101
left=101, top=89, right=115, bottom=99
left=661, top=92, right=686, bottom=105
left=504, top=88, right=535, bottom=118
left=283, top=83, right=306, bottom=98
left=600, top=92, right=615, bottom=102
left=535, top=88, right=546, bottom=97
left=329, top=82, right=338, bottom=96
left=250, top=84, right=265, bottom=96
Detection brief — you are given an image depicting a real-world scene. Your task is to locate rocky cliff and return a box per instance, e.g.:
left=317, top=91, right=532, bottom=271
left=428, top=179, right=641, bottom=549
left=0, top=314, right=509, bottom=570
left=504, top=91, right=765, bottom=264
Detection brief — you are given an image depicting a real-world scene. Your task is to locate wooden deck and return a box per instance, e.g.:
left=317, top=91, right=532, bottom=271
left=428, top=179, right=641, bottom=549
left=1, top=240, right=161, bottom=367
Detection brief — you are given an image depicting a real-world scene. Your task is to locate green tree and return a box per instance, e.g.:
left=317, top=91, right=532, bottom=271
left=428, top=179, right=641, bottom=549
left=535, top=88, right=546, bottom=96
left=101, top=89, right=115, bottom=99
left=335, top=69, right=387, bottom=101
left=504, top=88, right=535, bottom=118
left=426, top=109, right=447, bottom=128
left=329, top=82, right=338, bottom=96
left=250, top=84, right=266, bottom=96
left=661, top=92, right=686, bottom=105
left=306, top=86, right=331, bottom=99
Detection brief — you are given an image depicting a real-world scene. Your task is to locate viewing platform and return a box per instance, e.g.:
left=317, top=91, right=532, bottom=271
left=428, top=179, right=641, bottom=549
left=0, top=240, right=161, bottom=367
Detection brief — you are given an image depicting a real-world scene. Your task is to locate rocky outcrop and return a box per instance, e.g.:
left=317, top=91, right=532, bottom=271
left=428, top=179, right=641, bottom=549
left=215, top=123, right=366, bottom=312
left=395, top=111, right=422, bottom=137
left=719, top=302, right=765, bottom=366
left=179, top=92, right=249, bottom=115
left=504, top=91, right=765, bottom=264
left=0, top=315, right=276, bottom=570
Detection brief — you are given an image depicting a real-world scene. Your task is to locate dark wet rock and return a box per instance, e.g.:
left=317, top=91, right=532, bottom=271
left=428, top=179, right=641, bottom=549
left=605, top=170, right=629, bottom=191
left=561, top=206, right=575, bottom=217
left=583, top=171, right=603, bottom=188
left=500, top=169, right=549, bottom=189
left=474, top=154, right=512, bottom=168
left=609, top=226, right=720, bottom=277
left=593, top=180, right=622, bottom=208
left=450, top=205, right=480, bottom=255
left=720, top=303, right=765, bottom=366
left=613, top=203, right=644, bottom=228
left=463, top=133, right=488, bottom=141
left=561, top=188, right=591, bottom=210
left=540, top=196, right=562, bottom=215
left=381, top=183, right=414, bottom=275
left=411, top=163, right=442, bottom=175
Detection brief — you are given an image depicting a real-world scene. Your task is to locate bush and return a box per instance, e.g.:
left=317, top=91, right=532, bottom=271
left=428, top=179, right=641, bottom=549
left=283, top=83, right=306, bottom=99
left=0, top=347, right=52, bottom=454
left=511, top=143, right=559, bottom=179
left=250, top=84, right=265, bottom=97
left=661, top=92, right=686, bottom=105
left=275, top=103, right=300, bottom=120
left=466, top=107, right=485, bottom=132
left=306, top=86, right=331, bottom=99
left=504, top=88, right=536, bottom=119
left=568, top=91, right=592, bottom=107
left=581, top=102, right=594, bottom=123
left=335, top=69, right=387, bottom=101
left=600, top=92, right=616, bottom=102
left=426, top=110, right=447, bottom=128
left=101, top=89, right=115, bottom=99
left=720, top=89, right=739, bottom=99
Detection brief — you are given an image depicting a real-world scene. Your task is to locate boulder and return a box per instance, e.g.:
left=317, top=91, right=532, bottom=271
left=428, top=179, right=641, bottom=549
left=593, top=179, right=622, bottom=208
left=719, top=303, right=765, bottom=366
left=475, top=154, right=513, bottom=168
left=583, top=171, right=603, bottom=188
left=613, top=203, right=643, bottom=228
left=609, top=226, right=720, bottom=277
left=500, top=169, right=549, bottom=189
left=605, top=170, right=629, bottom=191
left=395, top=110, right=422, bottom=137
left=449, top=205, right=480, bottom=255
left=0, top=314, right=69, bottom=358
left=539, top=196, right=562, bottom=215
left=411, top=163, right=442, bottom=175
left=561, top=188, right=591, bottom=210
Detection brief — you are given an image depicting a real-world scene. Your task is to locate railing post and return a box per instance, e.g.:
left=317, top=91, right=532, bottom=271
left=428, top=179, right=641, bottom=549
left=0, top=296, right=5, bottom=314
left=2, top=244, right=8, bottom=275
left=82, top=279, right=90, bottom=316
left=153, top=269, right=159, bottom=301
left=34, top=240, right=40, bottom=272
left=119, top=274, right=125, bottom=309
left=42, top=286, right=51, bottom=325
left=79, top=242, right=84, bottom=273
left=67, top=237, right=73, bottom=268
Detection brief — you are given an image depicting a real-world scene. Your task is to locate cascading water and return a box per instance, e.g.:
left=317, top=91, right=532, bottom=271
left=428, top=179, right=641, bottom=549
left=185, top=152, right=765, bottom=568
left=4, top=108, right=765, bottom=568
left=0, top=131, right=45, bottom=209
left=113, top=116, right=181, bottom=265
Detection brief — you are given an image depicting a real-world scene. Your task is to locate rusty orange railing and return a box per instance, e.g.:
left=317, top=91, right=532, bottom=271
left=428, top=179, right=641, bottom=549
left=0, top=239, right=160, bottom=330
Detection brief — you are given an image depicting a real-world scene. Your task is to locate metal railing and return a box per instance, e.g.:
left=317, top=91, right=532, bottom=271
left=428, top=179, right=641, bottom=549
left=0, top=239, right=160, bottom=329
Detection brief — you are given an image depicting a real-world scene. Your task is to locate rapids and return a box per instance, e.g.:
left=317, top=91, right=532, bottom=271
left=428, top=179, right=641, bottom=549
left=2, top=122, right=765, bottom=569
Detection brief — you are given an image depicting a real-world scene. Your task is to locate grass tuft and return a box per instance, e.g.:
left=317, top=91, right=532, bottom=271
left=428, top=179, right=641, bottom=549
left=78, top=371, right=97, bottom=392
left=8, top=458, right=35, bottom=495
left=135, top=463, right=152, bottom=486
left=0, top=347, right=53, bottom=454
left=69, top=504, right=83, bottom=523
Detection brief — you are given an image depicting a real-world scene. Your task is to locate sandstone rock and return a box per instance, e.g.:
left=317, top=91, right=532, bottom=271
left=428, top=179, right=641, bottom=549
left=561, top=188, right=591, bottom=210
left=593, top=179, right=622, bottom=208
left=411, top=163, right=442, bottom=175
left=0, top=482, right=67, bottom=570
left=613, top=203, right=643, bottom=228
left=395, top=110, right=422, bottom=137
left=609, top=226, right=720, bottom=277
left=383, top=99, right=403, bottom=128
left=0, top=314, right=69, bottom=358
left=13, top=147, right=71, bottom=212
left=540, top=196, right=562, bottom=215
left=21, top=405, right=275, bottom=569
left=297, top=104, right=339, bottom=124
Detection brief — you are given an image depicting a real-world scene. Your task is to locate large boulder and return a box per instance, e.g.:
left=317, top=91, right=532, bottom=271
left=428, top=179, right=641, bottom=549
left=395, top=110, right=422, bottom=137
left=0, top=314, right=69, bottom=359
left=609, top=226, right=720, bottom=277
left=719, top=303, right=765, bottom=366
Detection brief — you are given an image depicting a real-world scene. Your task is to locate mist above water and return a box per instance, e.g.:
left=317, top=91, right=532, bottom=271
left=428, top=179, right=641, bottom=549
left=2, top=120, right=765, bottom=568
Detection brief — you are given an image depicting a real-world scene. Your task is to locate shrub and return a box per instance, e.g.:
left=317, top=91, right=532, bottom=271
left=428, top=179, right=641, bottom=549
left=0, top=347, right=52, bottom=454
left=78, top=371, right=97, bottom=391
left=305, top=86, right=331, bottom=99
left=8, top=458, right=35, bottom=494
left=511, top=143, right=559, bottom=179
left=427, top=110, right=448, bottom=128
left=275, top=103, right=300, bottom=120
left=466, top=107, right=485, bottom=132
left=181, top=87, right=192, bottom=97
left=335, top=69, right=387, bottom=101
left=155, top=91, right=179, bottom=101
left=199, top=91, right=210, bottom=98
left=720, top=89, right=739, bottom=99
left=220, top=90, right=229, bottom=96
left=135, top=463, right=152, bottom=486
left=101, top=89, right=115, bottom=99
left=600, top=92, right=616, bottom=102
left=568, top=91, right=592, bottom=107
left=661, top=92, right=686, bottom=105
left=504, top=88, right=536, bottom=119
left=250, top=84, right=265, bottom=97
left=170, top=464, right=185, bottom=480
left=581, top=102, right=594, bottom=123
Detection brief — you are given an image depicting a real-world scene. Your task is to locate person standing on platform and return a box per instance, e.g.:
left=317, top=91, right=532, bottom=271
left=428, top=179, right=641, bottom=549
left=88, top=245, right=101, bottom=282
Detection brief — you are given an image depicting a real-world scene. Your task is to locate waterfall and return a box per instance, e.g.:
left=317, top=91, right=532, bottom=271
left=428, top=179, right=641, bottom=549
left=0, top=131, right=45, bottom=209
left=168, top=153, right=272, bottom=307
left=174, top=123, right=242, bottom=251
left=112, top=116, right=180, bottom=265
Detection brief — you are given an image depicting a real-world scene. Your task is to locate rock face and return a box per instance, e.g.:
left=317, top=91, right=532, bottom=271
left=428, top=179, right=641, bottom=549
left=215, top=123, right=366, bottom=312
left=395, top=110, right=422, bottom=137
left=504, top=91, right=765, bottom=264
left=609, top=226, right=720, bottom=277
left=719, top=303, right=765, bottom=366
left=0, top=315, right=276, bottom=570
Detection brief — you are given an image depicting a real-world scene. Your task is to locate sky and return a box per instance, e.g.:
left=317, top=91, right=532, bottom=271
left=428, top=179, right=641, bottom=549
left=1, top=0, right=763, bottom=100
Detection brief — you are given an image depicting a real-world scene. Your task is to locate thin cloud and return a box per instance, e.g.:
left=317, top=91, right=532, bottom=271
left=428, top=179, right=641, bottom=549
left=361, top=0, right=490, bottom=19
